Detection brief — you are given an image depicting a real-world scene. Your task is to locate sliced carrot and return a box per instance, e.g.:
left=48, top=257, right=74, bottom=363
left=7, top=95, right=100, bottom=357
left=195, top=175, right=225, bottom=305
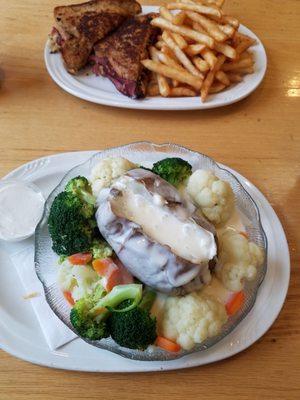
left=92, top=258, right=116, bottom=275
left=68, top=252, right=92, bottom=265
left=105, top=268, right=123, bottom=292
left=226, top=291, right=245, bottom=316
left=239, top=231, right=249, bottom=239
left=92, top=258, right=122, bottom=292
left=156, top=336, right=181, bottom=353
left=92, top=258, right=134, bottom=291
left=92, top=306, right=108, bottom=316
left=114, top=259, right=134, bottom=285
left=63, top=291, right=75, bottom=306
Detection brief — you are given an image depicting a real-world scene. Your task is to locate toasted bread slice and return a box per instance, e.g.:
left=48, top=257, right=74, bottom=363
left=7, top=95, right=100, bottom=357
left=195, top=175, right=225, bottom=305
left=50, top=0, right=141, bottom=73
left=54, top=0, right=140, bottom=19
left=93, top=14, right=159, bottom=98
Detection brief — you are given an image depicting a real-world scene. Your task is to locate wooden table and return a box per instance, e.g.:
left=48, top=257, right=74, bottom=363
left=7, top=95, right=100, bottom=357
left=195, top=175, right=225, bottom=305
left=0, top=0, right=299, bottom=399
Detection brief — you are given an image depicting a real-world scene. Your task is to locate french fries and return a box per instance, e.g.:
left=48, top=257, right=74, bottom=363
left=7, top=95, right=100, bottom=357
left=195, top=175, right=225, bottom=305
left=162, top=31, right=203, bottom=77
left=239, top=51, right=253, bottom=60
left=215, top=70, right=230, bottom=86
left=159, top=6, right=174, bottom=22
left=227, top=72, right=243, bottom=82
left=144, top=0, right=256, bottom=101
left=167, top=2, right=222, bottom=18
left=149, top=47, right=170, bottom=97
left=201, top=54, right=225, bottom=101
left=173, top=11, right=186, bottom=25
left=170, top=32, right=188, bottom=49
left=193, top=56, right=210, bottom=72
left=169, top=87, right=197, bottom=96
left=221, top=15, right=239, bottom=29
left=218, top=23, right=235, bottom=38
left=235, top=36, right=256, bottom=57
left=201, top=0, right=225, bottom=7
left=161, top=45, right=179, bottom=61
left=235, top=66, right=255, bottom=75
left=155, top=40, right=164, bottom=49
left=151, top=17, right=215, bottom=48
left=159, top=48, right=186, bottom=71
left=200, top=47, right=217, bottom=68
left=214, top=41, right=236, bottom=59
left=209, top=82, right=226, bottom=93
left=147, top=83, right=160, bottom=96
left=222, top=57, right=254, bottom=71
left=186, top=11, right=227, bottom=42
left=185, top=43, right=206, bottom=56
left=142, top=60, right=203, bottom=89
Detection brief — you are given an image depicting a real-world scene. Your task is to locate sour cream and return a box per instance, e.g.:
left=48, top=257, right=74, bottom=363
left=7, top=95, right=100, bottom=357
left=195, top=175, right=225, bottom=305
left=111, top=177, right=217, bottom=264
left=0, top=181, right=44, bottom=241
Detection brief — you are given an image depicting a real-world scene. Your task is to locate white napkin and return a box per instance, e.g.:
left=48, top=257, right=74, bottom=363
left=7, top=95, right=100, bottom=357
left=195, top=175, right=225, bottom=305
left=11, top=246, right=77, bottom=350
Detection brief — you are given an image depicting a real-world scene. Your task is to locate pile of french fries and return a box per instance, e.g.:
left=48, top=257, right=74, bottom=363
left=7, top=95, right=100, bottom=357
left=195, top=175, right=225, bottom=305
left=142, top=0, right=256, bottom=101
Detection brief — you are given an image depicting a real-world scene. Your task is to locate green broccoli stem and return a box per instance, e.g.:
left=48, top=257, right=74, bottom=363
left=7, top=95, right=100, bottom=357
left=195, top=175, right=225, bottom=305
left=92, top=284, right=106, bottom=302
left=90, top=284, right=143, bottom=319
left=80, top=190, right=96, bottom=206
left=139, top=290, right=157, bottom=312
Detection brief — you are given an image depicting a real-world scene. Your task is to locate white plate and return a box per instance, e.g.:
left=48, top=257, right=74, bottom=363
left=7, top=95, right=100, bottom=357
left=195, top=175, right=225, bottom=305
left=0, top=150, right=289, bottom=372
left=44, top=6, right=267, bottom=110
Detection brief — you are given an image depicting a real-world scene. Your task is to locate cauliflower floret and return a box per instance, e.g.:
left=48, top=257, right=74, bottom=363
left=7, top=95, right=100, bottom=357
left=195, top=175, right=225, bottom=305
left=186, top=169, right=235, bottom=225
left=217, top=229, right=264, bottom=292
left=58, top=261, right=76, bottom=292
left=90, top=157, right=137, bottom=196
left=58, top=261, right=101, bottom=301
left=161, top=292, right=228, bottom=350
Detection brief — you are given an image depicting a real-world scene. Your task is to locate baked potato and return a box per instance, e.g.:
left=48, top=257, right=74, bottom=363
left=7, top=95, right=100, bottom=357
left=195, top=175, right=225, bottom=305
left=96, top=169, right=218, bottom=295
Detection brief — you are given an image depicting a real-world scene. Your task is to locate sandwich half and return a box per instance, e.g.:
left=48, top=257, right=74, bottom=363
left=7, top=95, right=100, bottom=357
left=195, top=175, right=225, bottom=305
left=93, top=14, right=160, bottom=99
left=49, top=0, right=141, bottom=74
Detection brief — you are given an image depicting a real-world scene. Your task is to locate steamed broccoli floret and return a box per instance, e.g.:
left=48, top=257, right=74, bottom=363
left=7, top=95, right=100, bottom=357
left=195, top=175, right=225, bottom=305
left=65, top=176, right=95, bottom=205
left=65, top=176, right=95, bottom=218
left=80, top=202, right=95, bottom=220
left=48, top=191, right=93, bottom=256
left=70, top=284, right=143, bottom=341
left=108, top=290, right=157, bottom=350
left=90, top=284, right=143, bottom=316
left=70, top=285, right=108, bottom=340
left=152, top=157, right=192, bottom=187
left=91, top=239, right=113, bottom=260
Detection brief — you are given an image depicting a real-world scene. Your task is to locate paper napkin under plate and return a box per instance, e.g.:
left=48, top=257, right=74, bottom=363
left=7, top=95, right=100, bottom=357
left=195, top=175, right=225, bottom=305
left=11, top=245, right=77, bottom=350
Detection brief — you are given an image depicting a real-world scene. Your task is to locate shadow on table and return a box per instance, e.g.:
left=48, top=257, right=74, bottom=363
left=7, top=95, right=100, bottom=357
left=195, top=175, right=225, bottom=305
left=0, top=66, right=5, bottom=89
left=276, top=175, right=300, bottom=258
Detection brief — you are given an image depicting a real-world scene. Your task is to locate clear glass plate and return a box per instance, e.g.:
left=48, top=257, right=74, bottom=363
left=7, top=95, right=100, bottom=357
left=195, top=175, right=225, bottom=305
left=34, top=142, right=267, bottom=361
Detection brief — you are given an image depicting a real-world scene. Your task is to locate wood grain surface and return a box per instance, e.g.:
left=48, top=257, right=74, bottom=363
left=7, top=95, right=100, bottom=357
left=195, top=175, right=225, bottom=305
left=0, top=0, right=299, bottom=399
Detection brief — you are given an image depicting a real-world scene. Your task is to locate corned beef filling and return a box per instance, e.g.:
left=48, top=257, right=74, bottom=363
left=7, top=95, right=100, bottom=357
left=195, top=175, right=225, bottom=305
left=89, top=55, right=142, bottom=98
left=50, top=26, right=65, bottom=49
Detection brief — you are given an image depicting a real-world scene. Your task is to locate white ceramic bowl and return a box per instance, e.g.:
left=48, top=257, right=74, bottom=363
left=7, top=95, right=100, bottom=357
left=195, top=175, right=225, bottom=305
left=0, top=180, right=45, bottom=242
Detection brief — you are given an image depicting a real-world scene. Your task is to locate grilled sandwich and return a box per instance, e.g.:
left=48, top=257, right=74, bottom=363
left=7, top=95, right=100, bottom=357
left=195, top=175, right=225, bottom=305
left=49, top=0, right=141, bottom=74
left=93, top=14, right=159, bottom=98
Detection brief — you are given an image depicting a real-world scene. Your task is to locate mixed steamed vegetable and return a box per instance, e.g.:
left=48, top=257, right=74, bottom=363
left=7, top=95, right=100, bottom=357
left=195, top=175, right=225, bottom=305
left=49, top=156, right=264, bottom=353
